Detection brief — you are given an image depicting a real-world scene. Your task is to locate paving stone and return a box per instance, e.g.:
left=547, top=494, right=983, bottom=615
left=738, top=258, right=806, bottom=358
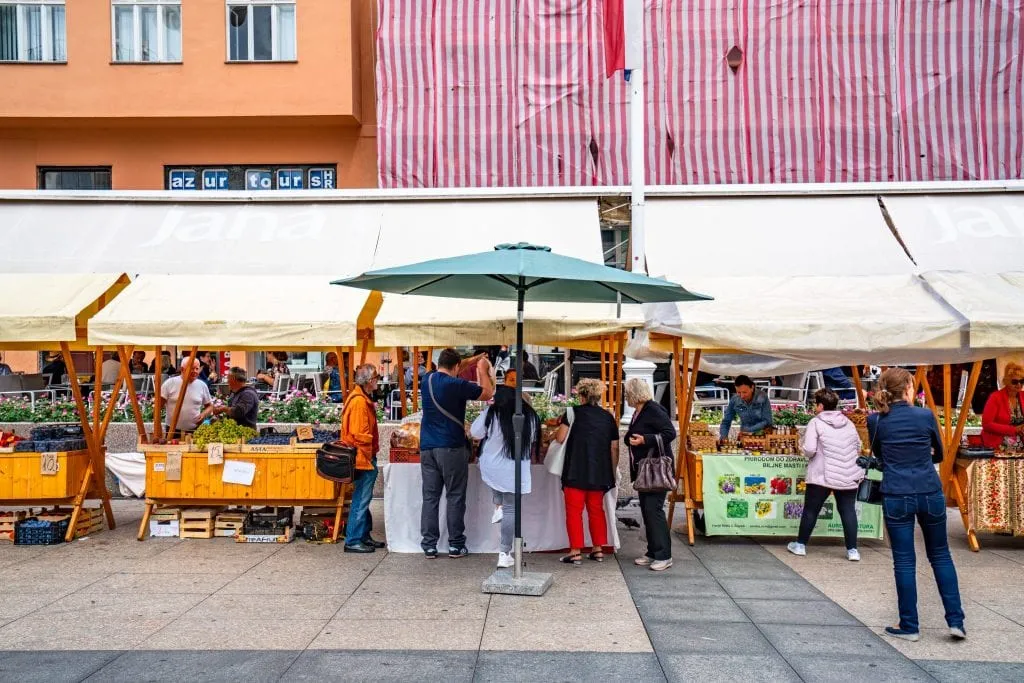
left=184, top=593, right=346, bottom=621
left=644, top=621, right=775, bottom=655
left=700, top=559, right=802, bottom=581
left=481, top=617, right=652, bottom=653
left=658, top=653, right=801, bottom=683
left=282, top=649, right=477, bottom=682
left=918, top=659, right=1024, bottom=683
left=310, top=619, right=484, bottom=651
left=735, top=598, right=862, bottom=626
left=717, top=577, right=827, bottom=601
left=139, top=619, right=327, bottom=651
left=86, top=650, right=300, bottom=683
left=475, top=651, right=666, bottom=682
left=762, top=624, right=905, bottom=659
left=0, top=650, right=120, bottom=683
left=623, top=575, right=728, bottom=598
left=786, top=654, right=936, bottom=682
left=630, top=595, right=751, bottom=624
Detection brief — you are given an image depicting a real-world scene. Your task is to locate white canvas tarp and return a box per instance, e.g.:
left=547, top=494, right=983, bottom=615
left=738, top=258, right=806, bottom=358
left=643, top=197, right=969, bottom=369
left=88, top=274, right=369, bottom=349
left=0, top=273, right=125, bottom=344
left=883, top=194, right=1024, bottom=351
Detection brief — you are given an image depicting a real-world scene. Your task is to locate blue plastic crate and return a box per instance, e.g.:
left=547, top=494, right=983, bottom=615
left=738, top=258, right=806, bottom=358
left=14, top=517, right=69, bottom=545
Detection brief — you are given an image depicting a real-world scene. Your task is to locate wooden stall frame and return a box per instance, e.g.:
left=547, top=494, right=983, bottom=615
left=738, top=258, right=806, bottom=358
left=667, top=340, right=701, bottom=545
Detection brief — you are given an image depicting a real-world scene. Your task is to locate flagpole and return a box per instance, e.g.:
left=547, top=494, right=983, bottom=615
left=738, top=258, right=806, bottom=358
left=625, top=0, right=645, bottom=274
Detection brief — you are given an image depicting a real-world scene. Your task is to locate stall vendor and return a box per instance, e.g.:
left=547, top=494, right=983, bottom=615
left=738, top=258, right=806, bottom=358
left=200, top=367, right=259, bottom=430
left=161, top=358, right=213, bottom=435
left=981, top=362, right=1024, bottom=449
left=719, top=375, right=773, bottom=441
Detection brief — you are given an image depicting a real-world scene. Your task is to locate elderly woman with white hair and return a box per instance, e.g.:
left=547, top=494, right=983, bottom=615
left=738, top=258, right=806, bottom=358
left=623, top=378, right=677, bottom=572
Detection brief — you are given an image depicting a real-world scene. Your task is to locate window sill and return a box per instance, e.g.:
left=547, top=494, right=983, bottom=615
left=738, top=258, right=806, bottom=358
left=110, top=61, right=184, bottom=65
left=0, top=60, right=68, bottom=65
left=225, top=59, right=298, bottom=64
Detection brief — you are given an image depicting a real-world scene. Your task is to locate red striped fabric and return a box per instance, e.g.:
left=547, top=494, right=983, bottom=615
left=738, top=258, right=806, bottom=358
left=376, top=0, right=1024, bottom=188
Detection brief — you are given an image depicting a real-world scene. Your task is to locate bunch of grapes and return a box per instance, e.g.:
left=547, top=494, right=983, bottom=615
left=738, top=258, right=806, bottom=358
left=248, top=433, right=292, bottom=445
left=192, top=419, right=257, bottom=449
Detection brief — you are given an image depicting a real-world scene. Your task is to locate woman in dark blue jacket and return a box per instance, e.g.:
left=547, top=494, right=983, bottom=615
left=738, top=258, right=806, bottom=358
left=868, top=368, right=965, bottom=642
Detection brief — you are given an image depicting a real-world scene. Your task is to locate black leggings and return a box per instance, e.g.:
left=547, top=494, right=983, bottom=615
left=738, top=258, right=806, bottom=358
left=797, top=483, right=859, bottom=550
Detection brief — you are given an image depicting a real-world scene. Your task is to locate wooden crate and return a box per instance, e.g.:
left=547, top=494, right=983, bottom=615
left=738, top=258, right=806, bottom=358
left=687, top=434, right=718, bottom=453
left=0, top=510, right=23, bottom=542
left=236, top=527, right=294, bottom=544
left=144, top=452, right=338, bottom=503
left=214, top=511, right=247, bottom=537
left=0, top=450, right=91, bottom=500
left=179, top=507, right=221, bottom=539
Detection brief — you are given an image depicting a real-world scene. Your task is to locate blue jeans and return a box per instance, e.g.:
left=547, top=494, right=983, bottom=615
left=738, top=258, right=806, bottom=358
left=345, top=458, right=378, bottom=546
left=883, top=492, right=964, bottom=632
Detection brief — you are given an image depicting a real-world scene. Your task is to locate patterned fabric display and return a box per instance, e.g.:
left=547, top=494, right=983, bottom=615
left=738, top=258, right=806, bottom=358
left=1015, top=461, right=1024, bottom=537
left=969, top=460, right=1014, bottom=534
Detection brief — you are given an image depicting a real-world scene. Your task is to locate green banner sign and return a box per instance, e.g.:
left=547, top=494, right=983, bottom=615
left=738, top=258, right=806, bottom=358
left=701, top=454, right=883, bottom=539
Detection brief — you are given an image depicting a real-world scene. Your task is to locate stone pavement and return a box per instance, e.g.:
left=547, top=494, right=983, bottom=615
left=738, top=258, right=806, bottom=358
left=0, top=499, right=1021, bottom=682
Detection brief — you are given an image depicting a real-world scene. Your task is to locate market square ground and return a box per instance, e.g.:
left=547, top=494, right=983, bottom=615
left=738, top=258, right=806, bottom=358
left=0, top=500, right=1022, bottom=682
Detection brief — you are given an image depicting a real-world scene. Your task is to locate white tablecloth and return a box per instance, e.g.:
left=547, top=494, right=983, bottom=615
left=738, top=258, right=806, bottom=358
left=382, top=463, right=620, bottom=553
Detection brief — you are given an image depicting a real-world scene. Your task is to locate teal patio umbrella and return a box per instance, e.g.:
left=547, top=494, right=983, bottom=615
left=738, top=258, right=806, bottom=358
left=334, top=243, right=709, bottom=588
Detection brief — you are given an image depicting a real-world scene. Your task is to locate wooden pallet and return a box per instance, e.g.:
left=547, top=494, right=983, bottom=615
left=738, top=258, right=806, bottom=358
left=179, top=507, right=222, bottom=539
left=214, top=511, right=247, bottom=537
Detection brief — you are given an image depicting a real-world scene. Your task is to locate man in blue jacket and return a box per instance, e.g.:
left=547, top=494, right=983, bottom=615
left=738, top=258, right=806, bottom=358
left=719, top=375, right=773, bottom=441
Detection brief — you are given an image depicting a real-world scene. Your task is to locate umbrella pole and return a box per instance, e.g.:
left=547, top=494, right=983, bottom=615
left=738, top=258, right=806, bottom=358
left=513, top=281, right=525, bottom=580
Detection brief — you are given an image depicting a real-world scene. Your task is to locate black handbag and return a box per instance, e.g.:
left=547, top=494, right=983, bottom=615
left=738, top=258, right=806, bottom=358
left=316, top=441, right=356, bottom=483
left=856, top=415, right=884, bottom=505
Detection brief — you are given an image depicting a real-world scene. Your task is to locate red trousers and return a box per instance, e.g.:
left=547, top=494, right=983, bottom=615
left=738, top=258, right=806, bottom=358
left=563, top=486, right=608, bottom=549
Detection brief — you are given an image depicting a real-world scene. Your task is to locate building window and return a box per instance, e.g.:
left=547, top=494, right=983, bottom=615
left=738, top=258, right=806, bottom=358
left=38, top=167, right=112, bottom=190
left=0, top=1, right=66, bottom=62
left=112, top=1, right=181, bottom=63
left=226, top=1, right=295, bottom=62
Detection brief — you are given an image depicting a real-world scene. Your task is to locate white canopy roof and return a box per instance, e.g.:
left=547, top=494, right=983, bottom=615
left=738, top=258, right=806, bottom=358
left=88, top=275, right=372, bottom=349
left=643, top=197, right=969, bottom=368
left=0, top=273, right=126, bottom=345
left=371, top=199, right=640, bottom=346
left=884, top=194, right=1024, bottom=351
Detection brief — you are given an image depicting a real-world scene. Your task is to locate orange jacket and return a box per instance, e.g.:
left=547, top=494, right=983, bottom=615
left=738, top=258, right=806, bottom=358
left=341, top=385, right=379, bottom=470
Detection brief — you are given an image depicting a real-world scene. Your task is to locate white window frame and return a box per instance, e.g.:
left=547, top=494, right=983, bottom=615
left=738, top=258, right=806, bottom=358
left=110, top=0, right=181, bottom=63
left=225, top=0, right=295, bottom=62
left=0, top=1, right=66, bottom=63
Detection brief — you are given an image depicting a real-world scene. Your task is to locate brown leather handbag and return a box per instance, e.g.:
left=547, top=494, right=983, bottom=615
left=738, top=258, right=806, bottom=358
left=633, top=434, right=676, bottom=493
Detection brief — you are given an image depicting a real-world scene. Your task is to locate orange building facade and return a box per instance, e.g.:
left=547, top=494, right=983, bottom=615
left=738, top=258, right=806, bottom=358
left=0, top=0, right=379, bottom=190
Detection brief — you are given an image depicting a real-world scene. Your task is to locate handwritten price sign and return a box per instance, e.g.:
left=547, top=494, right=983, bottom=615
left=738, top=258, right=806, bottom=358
left=40, top=452, right=59, bottom=476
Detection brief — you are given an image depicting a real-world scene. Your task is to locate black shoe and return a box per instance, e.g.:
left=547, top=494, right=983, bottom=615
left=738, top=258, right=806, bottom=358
left=344, top=542, right=375, bottom=554
left=449, top=546, right=469, bottom=558
left=362, top=537, right=386, bottom=549
left=424, top=547, right=438, bottom=559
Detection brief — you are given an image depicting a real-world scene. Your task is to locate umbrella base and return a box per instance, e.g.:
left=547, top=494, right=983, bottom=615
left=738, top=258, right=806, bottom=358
left=482, top=569, right=553, bottom=596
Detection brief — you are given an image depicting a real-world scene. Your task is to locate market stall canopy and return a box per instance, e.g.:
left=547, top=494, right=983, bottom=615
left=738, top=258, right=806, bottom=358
left=88, top=274, right=378, bottom=350
left=0, top=197, right=597, bottom=277
left=366, top=201, right=660, bottom=347
left=642, top=196, right=969, bottom=367
left=883, top=193, right=1024, bottom=350
left=0, top=273, right=128, bottom=349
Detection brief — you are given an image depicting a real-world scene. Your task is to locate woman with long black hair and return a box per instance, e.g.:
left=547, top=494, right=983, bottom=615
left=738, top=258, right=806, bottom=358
left=470, top=385, right=540, bottom=569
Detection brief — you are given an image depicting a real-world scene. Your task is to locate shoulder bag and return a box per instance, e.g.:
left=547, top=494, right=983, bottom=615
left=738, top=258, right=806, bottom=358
left=634, top=434, right=676, bottom=493
left=543, top=406, right=573, bottom=476
left=427, top=373, right=472, bottom=451
left=856, top=415, right=884, bottom=504
left=316, top=397, right=357, bottom=483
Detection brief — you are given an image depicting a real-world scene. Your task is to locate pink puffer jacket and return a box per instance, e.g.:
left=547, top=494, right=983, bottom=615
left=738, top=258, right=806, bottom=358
left=802, top=411, right=864, bottom=490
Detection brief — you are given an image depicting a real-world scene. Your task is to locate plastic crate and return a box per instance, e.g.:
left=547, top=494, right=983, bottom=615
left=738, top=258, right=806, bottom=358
left=14, top=517, right=70, bottom=545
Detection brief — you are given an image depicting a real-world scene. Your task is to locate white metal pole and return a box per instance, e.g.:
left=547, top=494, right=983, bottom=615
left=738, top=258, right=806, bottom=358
left=625, top=1, right=645, bottom=274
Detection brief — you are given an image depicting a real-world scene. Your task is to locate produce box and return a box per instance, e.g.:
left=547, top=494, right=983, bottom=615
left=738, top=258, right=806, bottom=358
left=0, top=511, right=27, bottom=541
left=149, top=507, right=180, bottom=538
left=389, top=447, right=420, bottom=464
left=215, top=511, right=247, bottom=537
left=236, top=527, right=294, bottom=544
left=179, top=508, right=222, bottom=539
left=14, top=516, right=70, bottom=545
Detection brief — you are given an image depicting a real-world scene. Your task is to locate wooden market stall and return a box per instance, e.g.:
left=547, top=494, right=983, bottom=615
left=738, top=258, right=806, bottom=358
left=640, top=195, right=979, bottom=546
left=87, top=274, right=382, bottom=542
left=0, top=273, right=130, bottom=541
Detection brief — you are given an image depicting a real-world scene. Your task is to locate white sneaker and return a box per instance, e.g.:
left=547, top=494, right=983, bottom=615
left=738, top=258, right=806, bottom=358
left=497, top=551, right=514, bottom=568
left=649, top=559, right=673, bottom=572
left=491, top=507, right=503, bottom=524
left=847, top=549, right=861, bottom=562
left=787, top=542, right=807, bottom=556
left=634, top=556, right=652, bottom=566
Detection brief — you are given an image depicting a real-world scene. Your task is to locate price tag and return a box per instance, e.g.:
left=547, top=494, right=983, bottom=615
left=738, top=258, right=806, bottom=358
left=40, top=452, right=59, bottom=476
left=296, top=425, right=314, bottom=442
left=165, top=451, right=182, bottom=481
left=208, top=442, right=224, bottom=465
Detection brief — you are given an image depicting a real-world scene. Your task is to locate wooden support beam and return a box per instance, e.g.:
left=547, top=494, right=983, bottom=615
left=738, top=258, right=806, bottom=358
left=359, top=338, right=369, bottom=365
left=118, top=345, right=148, bottom=445
left=93, top=348, right=102, bottom=436
left=153, top=345, right=163, bottom=441
left=168, top=347, right=198, bottom=441
left=943, top=364, right=953, bottom=445
left=942, top=361, right=982, bottom=502
left=347, top=348, right=355, bottom=397
left=599, top=337, right=608, bottom=410
left=411, top=346, right=420, bottom=413
left=851, top=364, right=867, bottom=409
left=335, top=346, right=348, bottom=399
left=396, top=348, right=407, bottom=418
